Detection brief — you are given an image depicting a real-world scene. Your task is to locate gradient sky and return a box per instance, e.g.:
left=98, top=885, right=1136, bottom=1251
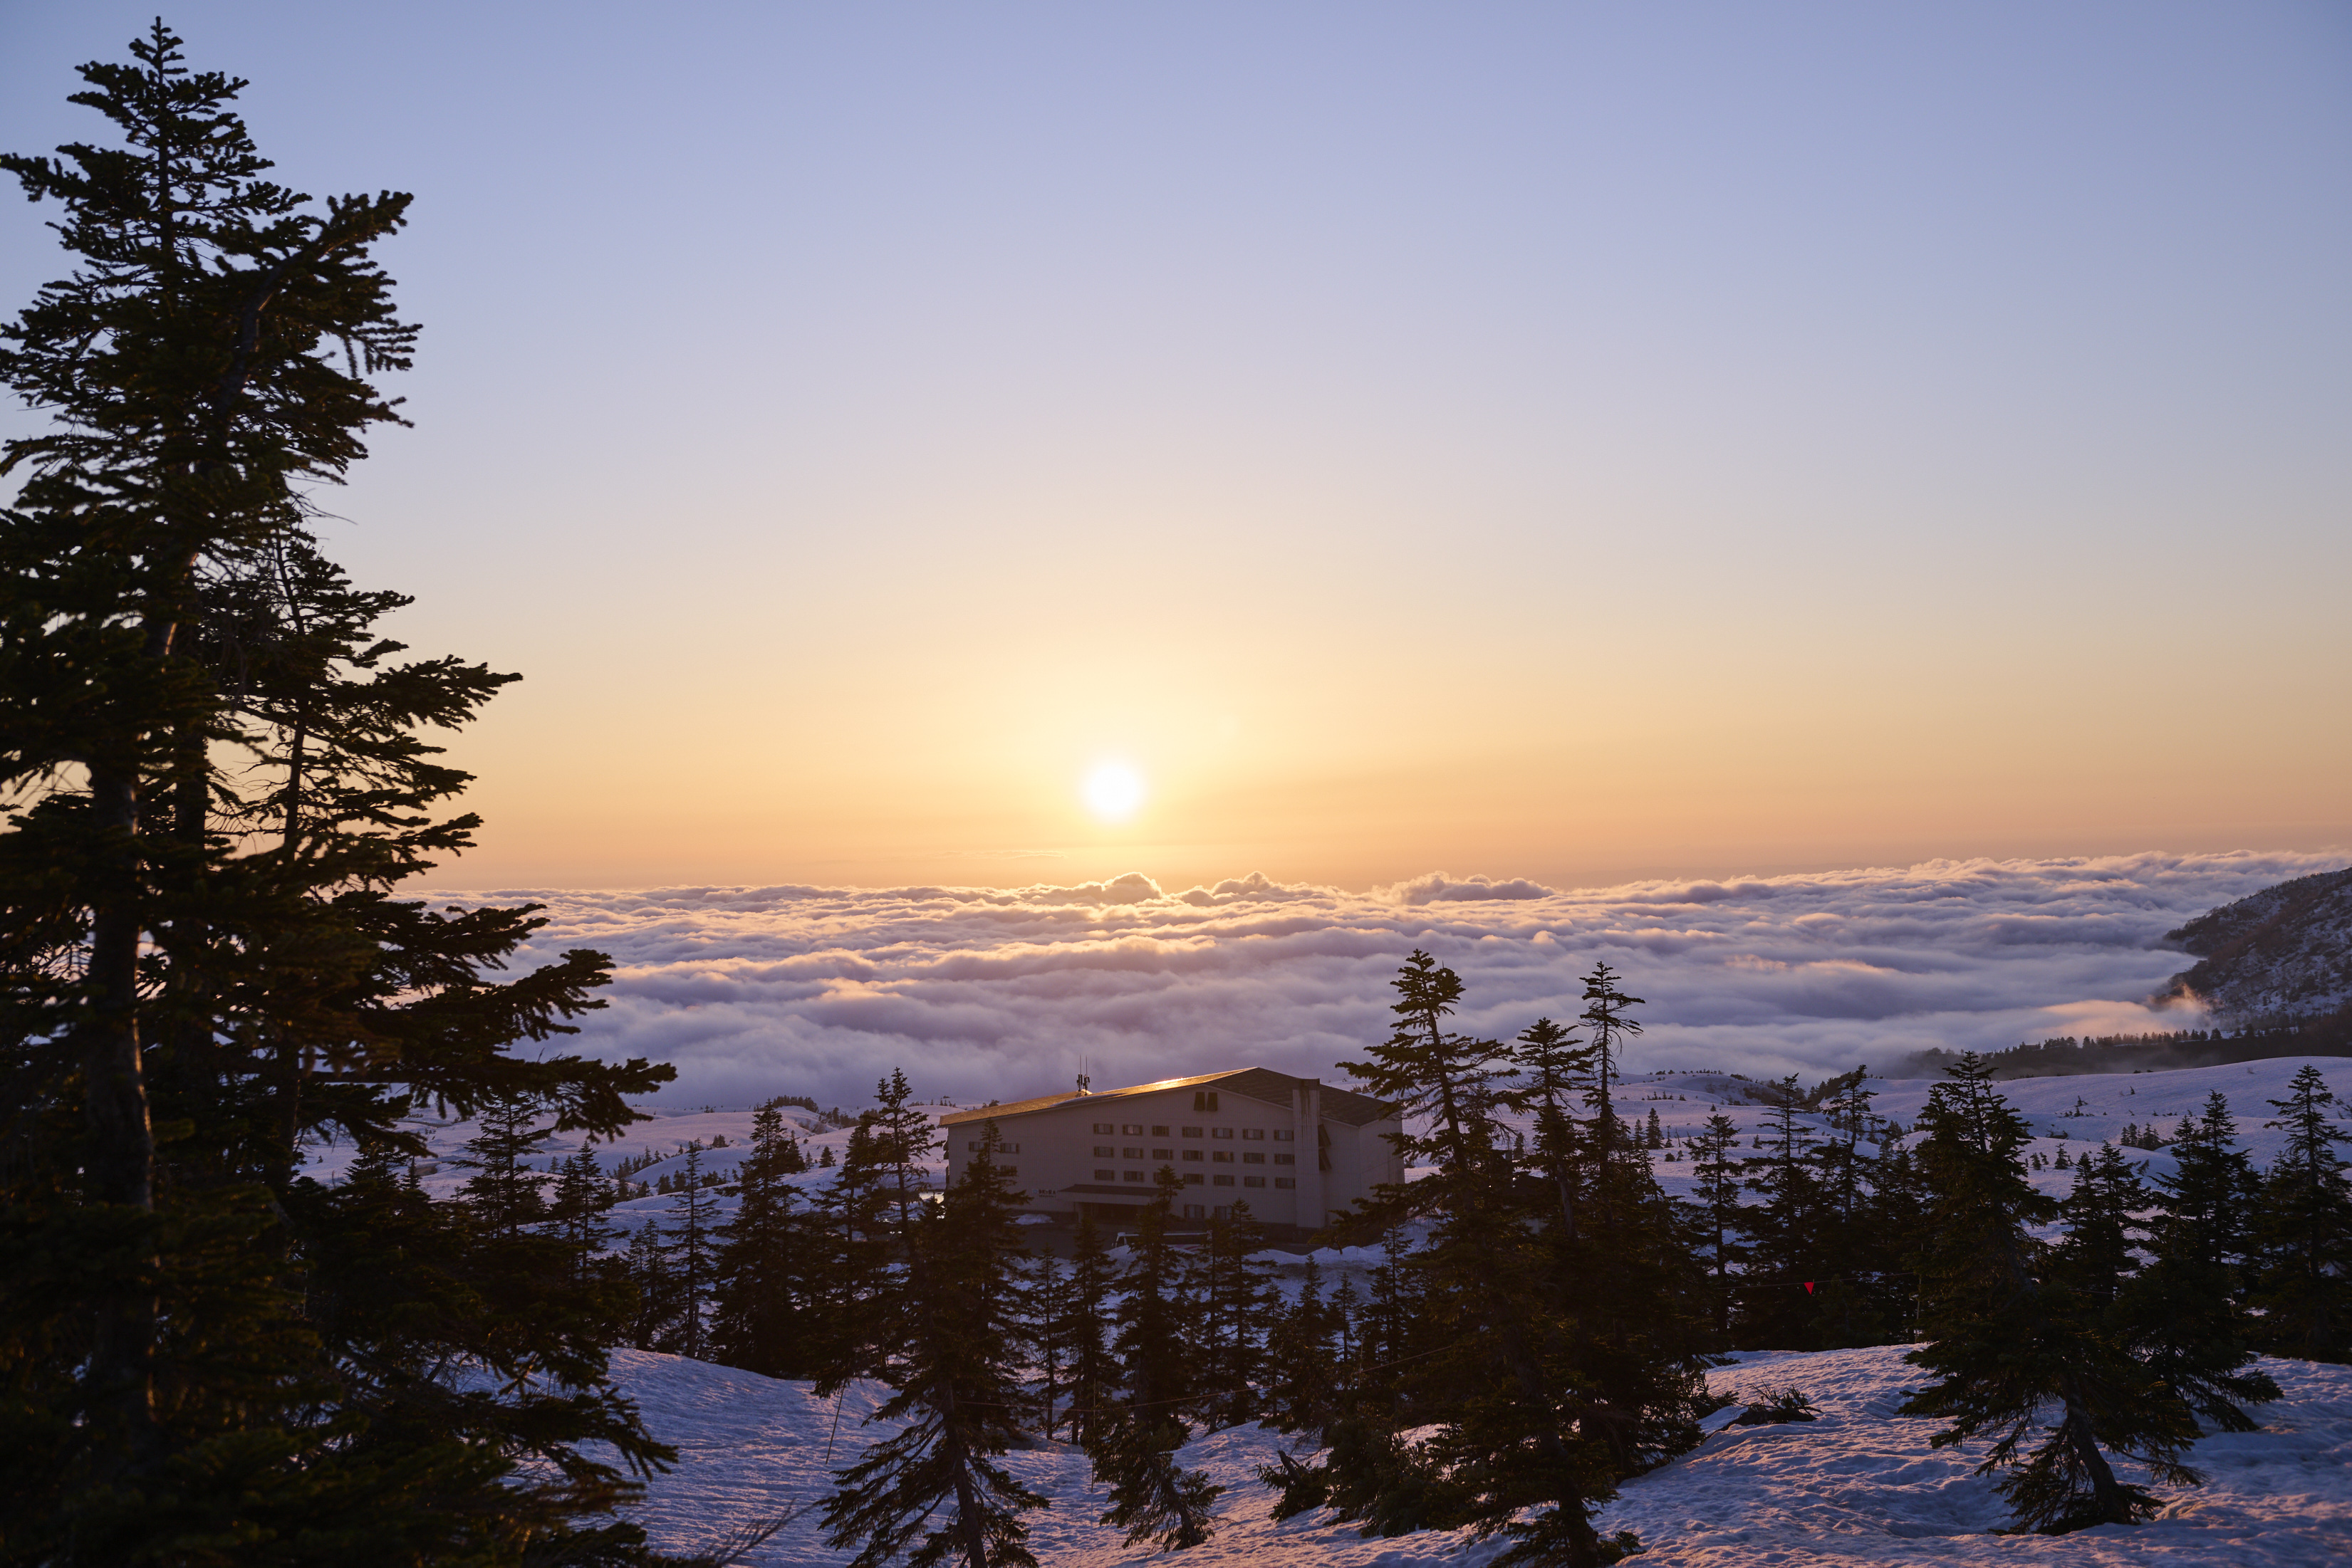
left=4, top=2, right=2347, bottom=894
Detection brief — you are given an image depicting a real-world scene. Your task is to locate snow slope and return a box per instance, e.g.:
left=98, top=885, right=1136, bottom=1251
left=603, top=1343, right=2352, bottom=1566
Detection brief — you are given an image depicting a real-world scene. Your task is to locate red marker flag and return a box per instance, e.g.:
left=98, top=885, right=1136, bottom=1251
left=1803, top=1281, right=1815, bottom=1294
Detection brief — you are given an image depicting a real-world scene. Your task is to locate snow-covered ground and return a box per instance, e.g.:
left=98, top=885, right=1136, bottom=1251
left=320, top=1055, right=2352, bottom=1560
left=604, top=1342, right=2352, bottom=1566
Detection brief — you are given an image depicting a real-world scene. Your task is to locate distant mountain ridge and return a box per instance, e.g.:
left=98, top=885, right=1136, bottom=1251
left=2159, top=864, right=2352, bottom=1024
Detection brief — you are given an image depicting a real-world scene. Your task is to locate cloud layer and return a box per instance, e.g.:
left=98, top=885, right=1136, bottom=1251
left=437, top=850, right=2346, bottom=1110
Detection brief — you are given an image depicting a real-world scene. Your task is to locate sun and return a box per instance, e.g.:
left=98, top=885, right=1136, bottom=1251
left=1081, top=762, right=1145, bottom=822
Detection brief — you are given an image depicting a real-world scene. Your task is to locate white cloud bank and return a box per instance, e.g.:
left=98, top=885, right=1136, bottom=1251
left=436, top=850, right=2346, bottom=1110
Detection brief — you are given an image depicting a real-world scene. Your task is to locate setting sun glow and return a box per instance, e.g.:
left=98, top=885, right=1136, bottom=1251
left=1082, top=763, right=1145, bottom=823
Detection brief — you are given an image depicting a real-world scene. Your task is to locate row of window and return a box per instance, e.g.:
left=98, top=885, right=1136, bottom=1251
left=1092, top=1145, right=1294, bottom=1165
left=1091, top=1121, right=1294, bottom=1141
left=1093, top=1169, right=1294, bottom=1189
left=961, top=1140, right=1019, bottom=1154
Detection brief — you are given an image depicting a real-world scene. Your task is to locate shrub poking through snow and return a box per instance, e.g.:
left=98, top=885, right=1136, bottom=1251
left=1728, top=1386, right=1818, bottom=1426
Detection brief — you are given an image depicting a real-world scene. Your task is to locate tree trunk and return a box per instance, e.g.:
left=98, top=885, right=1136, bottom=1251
left=82, top=760, right=159, bottom=1471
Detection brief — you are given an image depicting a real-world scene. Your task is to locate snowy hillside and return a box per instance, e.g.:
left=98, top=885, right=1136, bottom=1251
left=2163, top=866, right=2352, bottom=1024
left=603, top=1342, right=2352, bottom=1565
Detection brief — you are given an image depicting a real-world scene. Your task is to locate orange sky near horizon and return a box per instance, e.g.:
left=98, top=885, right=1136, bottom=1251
left=4, top=4, right=2348, bottom=894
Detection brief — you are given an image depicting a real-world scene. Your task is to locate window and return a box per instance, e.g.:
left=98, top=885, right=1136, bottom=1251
left=1213, top=1204, right=1232, bottom=1219
left=1212, top=1151, right=1234, bottom=1164
left=1094, top=1169, right=1114, bottom=1180
left=1002, top=1166, right=1016, bottom=1176
left=1121, top=1123, right=1143, bottom=1135
left=1122, top=1146, right=1142, bottom=1158
left=1212, top=1127, right=1234, bottom=1140
left=1151, top=1124, right=1170, bottom=1137
left=1274, top=1154, right=1295, bottom=1166
left=1181, top=1126, right=1203, bottom=1139
left=1151, top=1148, right=1173, bottom=1159
left=1193, top=1091, right=1219, bottom=1112
left=1274, top=1129, right=1294, bottom=1142
left=1212, top=1174, right=1235, bottom=1187
left=1093, top=1122, right=1114, bottom=1134
left=1243, top=1127, right=1266, bottom=1141
left=1181, top=1150, right=1204, bottom=1162
left=1242, top=1152, right=1265, bottom=1164
left=1182, top=1203, right=1206, bottom=1219
left=1274, top=1177, right=1296, bottom=1189
left=967, top=1140, right=1019, bottom=1152
left=1183, top=1174, right=1204, bottom=1186
left=1123, top=1171, right=1145, bottom=1183
left=1093, top=1145, right=1114, bottom=1156
left=1243, top=1176, right=1266, bottom=1188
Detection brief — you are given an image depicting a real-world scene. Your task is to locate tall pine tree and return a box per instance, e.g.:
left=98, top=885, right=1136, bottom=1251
left=0, top=28, right=677, bottom=1562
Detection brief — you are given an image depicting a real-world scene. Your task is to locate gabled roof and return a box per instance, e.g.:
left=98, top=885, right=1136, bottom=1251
left=942, top=1067, right=1393, bottom=1128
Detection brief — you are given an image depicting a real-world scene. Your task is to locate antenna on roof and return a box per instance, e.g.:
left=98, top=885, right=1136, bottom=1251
left=1077, top=1057, right=1091, bottom=1097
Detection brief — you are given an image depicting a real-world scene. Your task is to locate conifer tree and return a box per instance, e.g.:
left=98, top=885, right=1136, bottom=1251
left=1576, top=962, right=1645, bottom=1158
left=667, top=1146, right=721, bottom=1360
left=1687, top=1113, right=1747, bottom=1344
left=457, top=1097, right=556, bottom=1240
left=1736, top=1080, right=1821, bottom=1347
left=712, top=1100, right=823, bottom=1376
left=2127, top=1092, right=2275, bottom=1433
left=1093, top=1168, right=1222, bottom=1550
left=1189, top=1201, right=1275, bottom=1428
left=550, top=1147, right=621, bottom=1283
left=2051, top=1144, right=2148, bottom=1317
left=1900, top=1054, right=2203, bottom=1532
left=0, top=29, right=676, bottom=1561
left=823, top=1125, right=1048, bottom=1568
left=1331, top=954, right=1682, bottom=1565
left=1047, top=1211, right=1119, bottom=1447
left=1509, top=1015, right=1593, bottom=1237
left=1263, top=1258, right=1341, bottom=1433
left=2252, top=1066, right=2352, bottom=1361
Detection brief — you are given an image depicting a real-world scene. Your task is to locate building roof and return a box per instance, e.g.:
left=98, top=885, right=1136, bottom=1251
left=942, top=1067, right=1394, bottom=1129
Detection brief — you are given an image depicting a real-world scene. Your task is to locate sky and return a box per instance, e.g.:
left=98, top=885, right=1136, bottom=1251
left=446, top=849, right=2333, bottom=1109
left=3, top=2, right=2349, bottom=894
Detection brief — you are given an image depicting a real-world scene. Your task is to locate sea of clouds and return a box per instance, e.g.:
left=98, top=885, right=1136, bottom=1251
left=433, top=850, right=2346, bottom=1111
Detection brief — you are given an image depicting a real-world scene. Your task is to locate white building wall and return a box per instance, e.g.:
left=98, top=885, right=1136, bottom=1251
left=942, top=1077, right=1400, bottom=1234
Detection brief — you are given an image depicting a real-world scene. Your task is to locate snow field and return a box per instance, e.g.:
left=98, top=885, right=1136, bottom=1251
left=602, top=1343, right=2352, bottom=1566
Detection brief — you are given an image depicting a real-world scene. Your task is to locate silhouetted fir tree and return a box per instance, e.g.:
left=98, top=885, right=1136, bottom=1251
left=1509, top=1015, right=1594, bottom=1238
left=1687, top=1113, right=1748, bottom=1344
left=1189, top=1201, right=1275, bottom=1428
left=2252, top=1066, right=2352, bottom=1361
left=1093, top=1167, right=1222, bottom=1550
left=667, top=1146, right=720, bottom=1360
left=457, top=1097, right=556, bottom=1240
left=813, top=1117, right=892, bottom=1390
left=823, top=1127, right=1048, bottom=1568
left=0, top=29, right=676, bottom=1562
left=1900, top=1053, right=2203, bottom=1532
left=1330, top=953, right=1669, bottom=1565
left=550, top=1147, right=621, bottom=1283
left=1801, top=1067, right=1898, bottom=1347
left=1735, top=1079, right=1821, bottom=1347
left=625, top=1221, right=680, bottom=1352
left=1263, top=1258, right=1341, bottom=1433
left=1330, top=1272, right=1363, bottom=1373
left=2127, top=1091, right=2276, bottom=1433
left=2051, top=1144, right=2149, bottom=1317
left=712, top=1100, right=823, bottom=1376
left=1046, top=1210, right=1118, bottom=1446
left=1576, top=962, right=1645, bottom=1161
